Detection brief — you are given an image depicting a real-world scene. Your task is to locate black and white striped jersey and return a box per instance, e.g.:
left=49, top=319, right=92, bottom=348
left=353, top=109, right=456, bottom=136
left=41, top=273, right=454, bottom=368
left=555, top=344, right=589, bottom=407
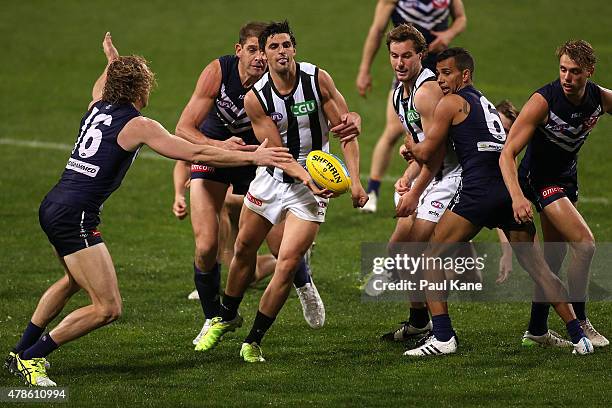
left=392, top=68, right=461, bottom=178
left=252, top=62, right=330, bottom=183
left=519, top=79, right=604, bottom=182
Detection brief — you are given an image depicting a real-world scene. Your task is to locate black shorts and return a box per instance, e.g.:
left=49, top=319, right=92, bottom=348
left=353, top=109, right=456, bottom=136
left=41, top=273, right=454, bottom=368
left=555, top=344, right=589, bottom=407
left=190, top=164, right=256, bottom=196
left=519, top=175, right=578, bottom=212
left=448, top=177, right=523, bottom=231
left=39, top=198, right=103, bottom=257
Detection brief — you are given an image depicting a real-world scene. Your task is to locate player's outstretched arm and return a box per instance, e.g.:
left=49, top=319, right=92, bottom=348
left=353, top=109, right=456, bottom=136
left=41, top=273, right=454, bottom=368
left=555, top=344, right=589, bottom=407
left=499, top=93, right=548, bottom=223
left=429, top=0, right=467, bottom=54
left=118, top=116, right=292, bottom=167
left=356, top=0, right=396, bottom=97
left=90, top=32, right=119, bottom=108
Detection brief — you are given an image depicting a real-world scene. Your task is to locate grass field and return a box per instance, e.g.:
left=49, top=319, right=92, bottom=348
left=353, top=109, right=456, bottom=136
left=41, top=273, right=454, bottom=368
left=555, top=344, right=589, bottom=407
left=1, top=0, right=611, bottom=406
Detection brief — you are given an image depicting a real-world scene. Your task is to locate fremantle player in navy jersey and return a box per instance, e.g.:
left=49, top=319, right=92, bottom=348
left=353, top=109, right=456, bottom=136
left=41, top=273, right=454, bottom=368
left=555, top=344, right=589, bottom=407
left=500, top=40, right=612, bottom=348
left=402, top=48, right=593, bottom=357
left=356, top=0, right=466, bottom=213
left=195, top=21, right=368, bottom=362
left=5, top=33, right=294, bottom=387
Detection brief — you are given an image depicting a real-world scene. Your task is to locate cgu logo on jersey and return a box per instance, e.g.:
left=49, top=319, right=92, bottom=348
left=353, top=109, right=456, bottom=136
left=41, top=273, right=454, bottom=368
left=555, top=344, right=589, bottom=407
left=405, top=109, right=420, bottom=124
left=291, top=100, right=317, bottom=116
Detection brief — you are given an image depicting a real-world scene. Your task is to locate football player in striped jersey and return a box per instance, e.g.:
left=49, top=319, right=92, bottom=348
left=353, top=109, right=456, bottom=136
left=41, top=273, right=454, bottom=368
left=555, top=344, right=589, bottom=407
left=500, top=40, right=612, bottom=348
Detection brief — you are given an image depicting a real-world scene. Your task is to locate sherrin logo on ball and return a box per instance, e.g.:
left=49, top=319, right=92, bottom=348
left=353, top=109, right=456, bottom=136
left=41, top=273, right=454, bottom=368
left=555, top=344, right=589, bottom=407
left=306, top=150, right=351, bottom=194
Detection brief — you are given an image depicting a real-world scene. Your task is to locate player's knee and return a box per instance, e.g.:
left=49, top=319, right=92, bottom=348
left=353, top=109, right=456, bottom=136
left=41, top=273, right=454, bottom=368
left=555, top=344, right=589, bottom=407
left=233, top=236, right=258, bottom=261
left=96, top=301, right=122, bottom=324
left=195, top=241, right=219, bottom=267
left=570, top=235, right=596, bottom=260
left=276, top=256, right=301, bottom=279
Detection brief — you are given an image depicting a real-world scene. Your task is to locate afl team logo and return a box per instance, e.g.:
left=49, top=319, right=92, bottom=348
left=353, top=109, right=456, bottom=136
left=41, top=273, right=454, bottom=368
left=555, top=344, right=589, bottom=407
left=432, top=0, right=450, bottom=9
left=270, top=112, right=284, bottom=123
left=431, top=200, right=444, bottom=209
left=218, top=100, right=234, bottom=109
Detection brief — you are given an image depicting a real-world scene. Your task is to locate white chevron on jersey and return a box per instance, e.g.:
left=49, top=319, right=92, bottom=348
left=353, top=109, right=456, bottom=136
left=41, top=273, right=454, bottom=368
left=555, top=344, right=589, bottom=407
left=395, top=0, right=451, bottom=30
left=215, top=83, right=252, bottom=133
left=541, top=106, right=602, bottom=152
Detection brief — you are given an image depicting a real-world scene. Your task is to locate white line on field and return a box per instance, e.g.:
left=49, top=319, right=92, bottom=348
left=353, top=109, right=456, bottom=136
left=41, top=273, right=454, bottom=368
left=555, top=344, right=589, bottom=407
left=1, top=137, right=610, bottom=205
left=0, top=137, right=167, bottom=161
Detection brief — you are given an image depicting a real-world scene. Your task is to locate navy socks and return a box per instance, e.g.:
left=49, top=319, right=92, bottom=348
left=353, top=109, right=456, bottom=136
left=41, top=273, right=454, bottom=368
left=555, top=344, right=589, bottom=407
left=194, top=263, right=221, bottom=319
left=21, top=333, right=58, bottom=360
left=12, top=321, right=44, bottom=354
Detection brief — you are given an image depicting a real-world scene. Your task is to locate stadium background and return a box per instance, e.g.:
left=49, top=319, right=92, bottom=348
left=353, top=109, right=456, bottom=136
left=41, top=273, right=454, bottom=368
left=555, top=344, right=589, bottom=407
left=1, top=0, right=610, bottom=405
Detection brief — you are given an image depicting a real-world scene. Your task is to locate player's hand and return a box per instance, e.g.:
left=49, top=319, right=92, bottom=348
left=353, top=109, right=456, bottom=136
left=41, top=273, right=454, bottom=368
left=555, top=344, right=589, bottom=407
left=394, top=176, right=411, bottom=196
left=512, top=195, right=533, bottom=224
left=428, top=30, right=453, bottom=54
left=172, top=195, right=188, bottom=220
left=496, top=248, right=513, bottom=284
left=223, top=136, right=257, bottom=151
left=251, top=138, right=293, bottom=167
left=303, top=178, right=335, bottom=198
left=351, top=183, right=369, bottom=208
left=400, top=139, right=415, bottom=162
left=330, top=112, right=361, bottom=143
left=103, top=32, right=119, bottom=62
left=395, top=191, right=418, bottom=218
left=356, top=71, right=372, bottom=97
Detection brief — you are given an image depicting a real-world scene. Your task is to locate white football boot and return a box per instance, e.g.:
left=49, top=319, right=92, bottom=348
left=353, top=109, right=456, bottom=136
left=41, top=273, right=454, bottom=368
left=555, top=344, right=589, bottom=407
left=187, top=289, right=199, bottom=300
left=579, top=319, right=609, bottom=347
left=403, top=333, right=458, bottom=357
left=521, top=330, right=572, bottom=348
left=296, top=281, right=325, bottom=329
left=572, top=336, right=594, bottom=355
left=381, top=320, right=432, bottom=341
left=359, top=192, right=378, bottom=213
left=192, top=319, right=212, bottom=345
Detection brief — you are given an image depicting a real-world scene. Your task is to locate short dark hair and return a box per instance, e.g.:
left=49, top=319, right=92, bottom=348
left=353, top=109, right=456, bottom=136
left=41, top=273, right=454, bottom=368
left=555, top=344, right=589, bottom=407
left=386, top=24, right=427, bottom=57
left=437, top=47, right=475, bottom=76
left=259, top=20, right=296, bottom=51
left=495, top=99, right=519, bottom=123
left=556, top=39, right=597, bottom=71
left=238, top=21, right=268, bottom=45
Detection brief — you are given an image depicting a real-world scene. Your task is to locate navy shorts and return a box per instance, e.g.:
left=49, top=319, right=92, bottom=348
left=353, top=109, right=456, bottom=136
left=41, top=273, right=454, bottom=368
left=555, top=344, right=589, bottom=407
left=190, top=164, right=256, bottom=196
left=448, top=177, right=523, bottom=230
left=39, top=198, right=103, bottom=257
left=519, top=175, right=578, bottom=212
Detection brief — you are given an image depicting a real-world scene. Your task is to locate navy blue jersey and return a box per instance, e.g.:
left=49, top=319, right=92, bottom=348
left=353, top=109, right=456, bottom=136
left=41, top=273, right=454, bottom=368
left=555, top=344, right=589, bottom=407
left=391, top=0, right=451, bottom=44
left=449, top=86, right=507, bottom=182
left=518, top=79, right=604, bottom=183
left=199, top=55, right=258, bottom=145
left=45, top=101, right=141, bottom=212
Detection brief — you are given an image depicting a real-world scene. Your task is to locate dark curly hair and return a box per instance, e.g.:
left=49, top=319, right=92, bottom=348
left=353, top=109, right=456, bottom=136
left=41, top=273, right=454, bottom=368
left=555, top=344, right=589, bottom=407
left=102, top=56, right=156, bottom=105
left=258, top=20, right=296, bottom=51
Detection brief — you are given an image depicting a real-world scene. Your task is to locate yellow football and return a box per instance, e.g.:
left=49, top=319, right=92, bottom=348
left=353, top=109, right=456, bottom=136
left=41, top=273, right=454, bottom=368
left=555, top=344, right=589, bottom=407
left=306, top=150, right=351, bottom=194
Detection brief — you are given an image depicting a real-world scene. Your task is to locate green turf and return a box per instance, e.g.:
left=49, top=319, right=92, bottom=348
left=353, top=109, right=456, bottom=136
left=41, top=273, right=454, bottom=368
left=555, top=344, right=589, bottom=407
left=1, top=0, right=611, bottom=406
